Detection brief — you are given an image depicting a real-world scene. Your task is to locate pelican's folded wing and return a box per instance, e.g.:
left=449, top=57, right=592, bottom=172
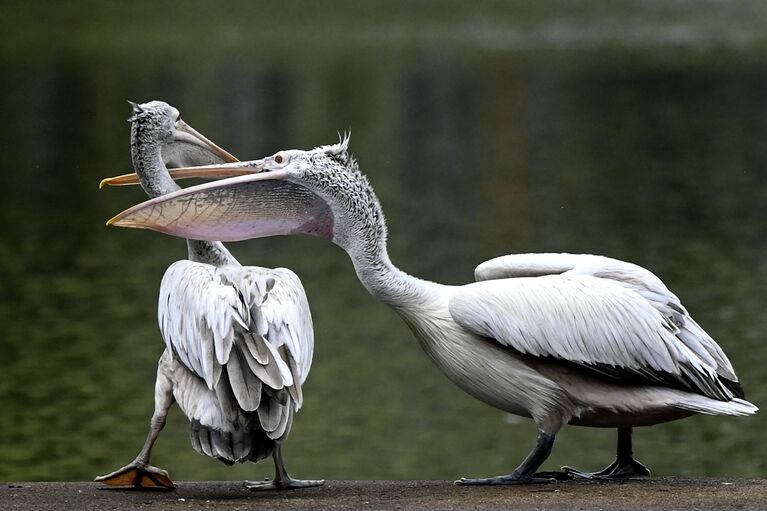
left=449, top=272, right=740, bottom=401
left=473, top=253, right=739, bottom=386
left=475, top=253, right=593, bottom=280
left=218, top=265, right=314, bottom=410
left=158, top=260, right=313, bottom=420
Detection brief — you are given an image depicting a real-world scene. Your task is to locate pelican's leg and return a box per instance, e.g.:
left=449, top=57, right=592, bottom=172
left=455, top=431, right=559, bottom=485
left=562, top=427, right=650, bottom=480
left=95, top=368, right=176, bottom=490
left=245, top=444, right=324, bottom=491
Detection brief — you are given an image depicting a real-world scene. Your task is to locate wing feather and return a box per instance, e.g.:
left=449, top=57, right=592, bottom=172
left=257, top=390, right=288, bottom=434
left=225, top=346, right=263, bottom=411
left=471, top=253, right=741, bottom=394
left=451, top=270, right=736, bottom=400
left=158, top=259, right=315, bottom=431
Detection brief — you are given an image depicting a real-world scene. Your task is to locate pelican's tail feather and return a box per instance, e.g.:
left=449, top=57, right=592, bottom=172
left=189, top=420, right=274, bottom=464
left=674, top=397, right=758, bottom=417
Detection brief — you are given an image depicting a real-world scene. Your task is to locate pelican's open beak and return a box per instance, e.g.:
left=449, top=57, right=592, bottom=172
left=105, top=163, right=334, bottom=242
left=98, top=163, right=260, bottom=188
left=173, top=119, right=238, bottom=163
left=107, top=160, right=270, bottom=228
left=98, top=120, right=242, bottom=188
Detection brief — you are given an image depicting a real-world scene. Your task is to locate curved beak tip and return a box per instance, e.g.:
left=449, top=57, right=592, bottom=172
left=106, top=215, right=146, bottom=229
left=99, top=178, right=109, bottom=189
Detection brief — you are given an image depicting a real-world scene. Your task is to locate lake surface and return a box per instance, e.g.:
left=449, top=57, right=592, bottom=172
left=2, top=1, right=767, bottom=482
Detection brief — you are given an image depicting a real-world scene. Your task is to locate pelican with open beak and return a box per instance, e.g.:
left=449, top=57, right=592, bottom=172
left=107, top=137, right=756, bottom=485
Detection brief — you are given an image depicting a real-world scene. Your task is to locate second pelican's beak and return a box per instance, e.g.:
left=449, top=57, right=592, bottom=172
left=99, top=163, right=263, bottom=188
left=173, top=119, right=238, bottom=163
left=99, top=119, right=241, bottom=188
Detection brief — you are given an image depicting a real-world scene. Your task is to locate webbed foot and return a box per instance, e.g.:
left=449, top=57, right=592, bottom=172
left=95, top=462, right=175, bottom=490
left=454, top=473, right=556, bottom=486
left=245, top=477, right=324, bottom=491
left=562, top=456, right=650, bottom=480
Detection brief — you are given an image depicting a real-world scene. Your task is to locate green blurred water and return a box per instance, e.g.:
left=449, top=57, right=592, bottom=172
left=1, top=1, right=767, bottom=482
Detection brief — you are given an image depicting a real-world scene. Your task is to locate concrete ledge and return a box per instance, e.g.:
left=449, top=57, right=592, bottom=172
left=2, top=478, right=765, bottom=510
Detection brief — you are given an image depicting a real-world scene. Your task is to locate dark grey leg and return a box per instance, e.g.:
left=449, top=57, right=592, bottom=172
left=95, top=369, right=176, bottom=489
left=562, top=427, right=650, bottom=480
left=246, top=444, right=324, bottom=491
left=455, top=431, right=557, bottom=485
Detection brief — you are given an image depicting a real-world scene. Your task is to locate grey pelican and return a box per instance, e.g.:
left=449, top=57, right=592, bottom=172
left=105, top=137, right=757, bottom=484
left=95, top=101, right=322, bottom=490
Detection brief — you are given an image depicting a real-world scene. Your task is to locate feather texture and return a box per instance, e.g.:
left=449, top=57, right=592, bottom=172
left=157, top=260, right=314, bottom=463
left=454, top=253, right=741, bottom=401
left=122, top=100, right=315, bottom=472
left=114, top=133, right=755, bottom=475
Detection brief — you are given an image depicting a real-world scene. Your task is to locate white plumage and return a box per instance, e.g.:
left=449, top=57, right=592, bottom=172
left=107, top=138, right=757, bottom=485
left=96, top=101, right=320, bottom=490
left=158, top=261, right=312, bottom=454
left=457, top=253, right=739, bottom=402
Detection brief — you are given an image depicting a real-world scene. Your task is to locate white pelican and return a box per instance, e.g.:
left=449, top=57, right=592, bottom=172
left=95, top=101, right=321, bottom=490
left=105, top=137, right=757, bottom=484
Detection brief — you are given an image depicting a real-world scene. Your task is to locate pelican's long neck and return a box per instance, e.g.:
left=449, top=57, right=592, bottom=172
left=351, top=239, right=443, bottom=311
left=131, top=135, right=237, bottom=267
left=132, top=139, right=180, bottom=197
left=336, top=194, right=445, bottom=311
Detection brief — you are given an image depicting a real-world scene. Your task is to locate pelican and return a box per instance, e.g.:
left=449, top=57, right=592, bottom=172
left=105, top=137, right=757, bottom=484
left=95, top=101, right=321, bottom=490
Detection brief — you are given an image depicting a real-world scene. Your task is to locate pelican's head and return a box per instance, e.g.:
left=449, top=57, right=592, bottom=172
left=106, top=134, right=388, bottom=255
left=99, top=100, right=240, bottom=189
left=242, top=135, right=386, bottom=251
left=128, top=100, right=237, bottom=165
left=127, top=100, right=179, bottom=145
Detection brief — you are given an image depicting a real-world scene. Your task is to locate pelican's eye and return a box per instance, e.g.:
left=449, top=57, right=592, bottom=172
left=272, top=152, right=289, bottom=166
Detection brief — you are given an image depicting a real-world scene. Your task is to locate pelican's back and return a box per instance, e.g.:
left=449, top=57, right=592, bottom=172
left=158, top=260, right=313, bottom=464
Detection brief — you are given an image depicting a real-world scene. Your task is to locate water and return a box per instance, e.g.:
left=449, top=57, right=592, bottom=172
left=2, top=1, right=767, bottom=482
